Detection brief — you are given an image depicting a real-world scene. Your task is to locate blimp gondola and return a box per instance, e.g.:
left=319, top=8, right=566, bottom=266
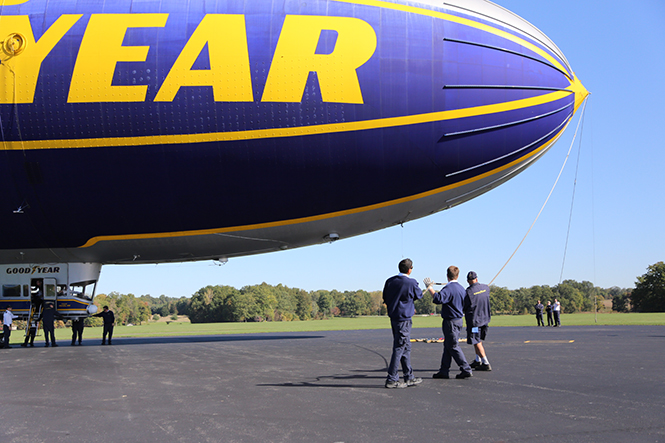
left=0, top=0, right=587, bottom=319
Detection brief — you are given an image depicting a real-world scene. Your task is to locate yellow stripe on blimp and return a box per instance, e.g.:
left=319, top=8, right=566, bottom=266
left=334, top=0, right=571, bottom=78
left=1, top=90, right=572, bottom=151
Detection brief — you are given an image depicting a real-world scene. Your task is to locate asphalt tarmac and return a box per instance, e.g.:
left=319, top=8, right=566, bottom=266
left=1, top=325, right=664, bottom=443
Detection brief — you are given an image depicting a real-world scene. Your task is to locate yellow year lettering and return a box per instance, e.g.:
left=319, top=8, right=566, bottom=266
left=155, top=14, right=253, bottom=102
left=68, top=14, right=167, bottom=103
left=261, top=15, right=376, bottom=104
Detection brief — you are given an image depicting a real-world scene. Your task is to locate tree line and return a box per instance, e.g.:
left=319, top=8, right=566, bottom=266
left=88, top=261, right=665, bottom=326
left=162, top=280, right=629, bottom=324
left=612, top=261, right=665, bottom=313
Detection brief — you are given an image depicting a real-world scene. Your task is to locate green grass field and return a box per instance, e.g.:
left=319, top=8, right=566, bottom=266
left=13, top=312, right=662, bottom=343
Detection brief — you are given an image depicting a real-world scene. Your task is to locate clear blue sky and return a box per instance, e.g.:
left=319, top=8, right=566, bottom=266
left=97, top=0, right=665, bottom=298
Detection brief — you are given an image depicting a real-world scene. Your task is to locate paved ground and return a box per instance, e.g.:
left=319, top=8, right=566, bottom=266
left=1, top=325, right=664, bottom=442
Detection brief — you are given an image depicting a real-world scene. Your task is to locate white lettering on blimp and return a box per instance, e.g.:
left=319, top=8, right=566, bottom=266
left=0, top=13, right=378, bottom=104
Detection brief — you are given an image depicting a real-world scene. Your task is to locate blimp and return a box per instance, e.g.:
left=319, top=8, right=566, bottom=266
left=0, top=0, right=587, bottom=320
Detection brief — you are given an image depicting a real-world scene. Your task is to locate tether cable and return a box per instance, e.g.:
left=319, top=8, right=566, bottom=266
left=559, top=97, right=588, bottom=283
left=489, top=96, right=590, bottom=285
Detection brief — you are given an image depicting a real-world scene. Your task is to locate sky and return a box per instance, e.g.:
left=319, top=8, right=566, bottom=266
left=97, top=0, right=665, bottom=299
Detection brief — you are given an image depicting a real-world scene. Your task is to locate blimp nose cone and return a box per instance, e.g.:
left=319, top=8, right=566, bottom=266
left=570, top=74, right=590, bottom=112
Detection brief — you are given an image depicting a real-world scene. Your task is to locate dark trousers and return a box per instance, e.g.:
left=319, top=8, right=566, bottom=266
left=102, top=325, right=114, bottom=343
left=536, top=313, right=544, bottom=326
left=553, top=311, right=561, bottom=326
left=24, top=328, right=36, bottom=345
left=547, top=312, right=553, bottom=326
left=387, top=319, right=413, bottom=382
left=71, top=321, right=84, bottom=344
left=441, top=318, right=471, bottom=374
left=44, top=327, right=56, bottom=344
left=3, top=324, right=10, bottom=348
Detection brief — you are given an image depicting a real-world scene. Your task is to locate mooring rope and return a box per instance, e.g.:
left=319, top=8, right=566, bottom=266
left=489, top=96, right=590, bottom=286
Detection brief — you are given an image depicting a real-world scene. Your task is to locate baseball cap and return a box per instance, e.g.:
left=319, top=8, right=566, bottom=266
left=467, top=271, right=478, bottom=280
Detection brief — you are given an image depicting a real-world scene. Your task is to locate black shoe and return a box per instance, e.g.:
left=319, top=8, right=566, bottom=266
left=101, top=341, right=106, bottom=345
left=406, top=377, right=423, bottom=387
left=45, top=343, right=50, bottom=347
left=71, top=342, right=76, bottom=346
left=108, top=341, right=112, bottom=345
left=52, top=343, right=58, bottom=347
left=29, top=343, right=34, bottom=347
left=432, top=372, right=450, bottom=379
left=21, top=343, right=27, bottom=347
left=455, top=371, right=473, bottom=379
left=470, top=360, right=481, bottom=369
left=385, top=380, right=407, bottom=389
left=477, top=363, right=492, bottom=371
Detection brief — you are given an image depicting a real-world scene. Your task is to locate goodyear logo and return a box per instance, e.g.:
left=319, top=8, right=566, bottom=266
left=5, top=266, right=61, bottom=274
left=0, top=14, right=377, bottom=104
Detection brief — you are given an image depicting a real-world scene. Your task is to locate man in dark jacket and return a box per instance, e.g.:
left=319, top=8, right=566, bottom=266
left=382, top=258, right=423, bottom=389
left=94, top=306, right=115, bottom=345
left=425, top=266, right=472, bottom=379
left=464, top=271, right=492, bottom=371
left=545, top=301, right=553, bottom=326
left=534, top=300, right=545, bottom=326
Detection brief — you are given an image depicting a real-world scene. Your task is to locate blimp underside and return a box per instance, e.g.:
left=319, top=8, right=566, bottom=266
left=0, top=0, right=587, bottom=265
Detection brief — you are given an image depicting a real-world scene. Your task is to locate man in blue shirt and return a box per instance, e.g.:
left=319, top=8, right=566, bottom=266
left=424, top=266, right=472, bottom=379
left=464, top=271, right=492, bottom=371
left=534, top=300, right=545, bottom=327
left=382, top=258, right=424, bottom=389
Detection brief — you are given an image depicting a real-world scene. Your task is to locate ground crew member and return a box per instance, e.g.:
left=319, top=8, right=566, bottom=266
left=464, top=271, right=492, bottom=371
left=424, top=266, right=473, bottom=379
left=382, top=258, right=424, bottom=389
left=553, top=299, right=561, bottom=327
left=94, top=306, right=115, bottom=345
left=3, top=306, right=18, bottom=348
left=545, top=301, right=553, bottom=326
left=535, top=300, right=545, bottom=326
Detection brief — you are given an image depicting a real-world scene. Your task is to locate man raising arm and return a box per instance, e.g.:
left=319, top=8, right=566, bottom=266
left=424, top=266, right=473, bottom=379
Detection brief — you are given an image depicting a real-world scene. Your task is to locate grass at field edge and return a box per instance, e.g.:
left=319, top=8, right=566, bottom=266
left=13, top=312, right=663, bottom=343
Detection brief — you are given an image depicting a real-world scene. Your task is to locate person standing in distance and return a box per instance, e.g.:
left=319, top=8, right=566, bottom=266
left=382, top=258, right=424, bottom=389
left=3, top=306, right=18, bottom=348
left=545, top=301, right=554, bottom=327
left=424, top=266, right=473, bottom=379
left=553, top=299, right=561, bottom=327
left=94, top=306, right=115, bottom=345
left=464, top=271, right=492, bottom=371
left=534, top=300, right=545, bottom=327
